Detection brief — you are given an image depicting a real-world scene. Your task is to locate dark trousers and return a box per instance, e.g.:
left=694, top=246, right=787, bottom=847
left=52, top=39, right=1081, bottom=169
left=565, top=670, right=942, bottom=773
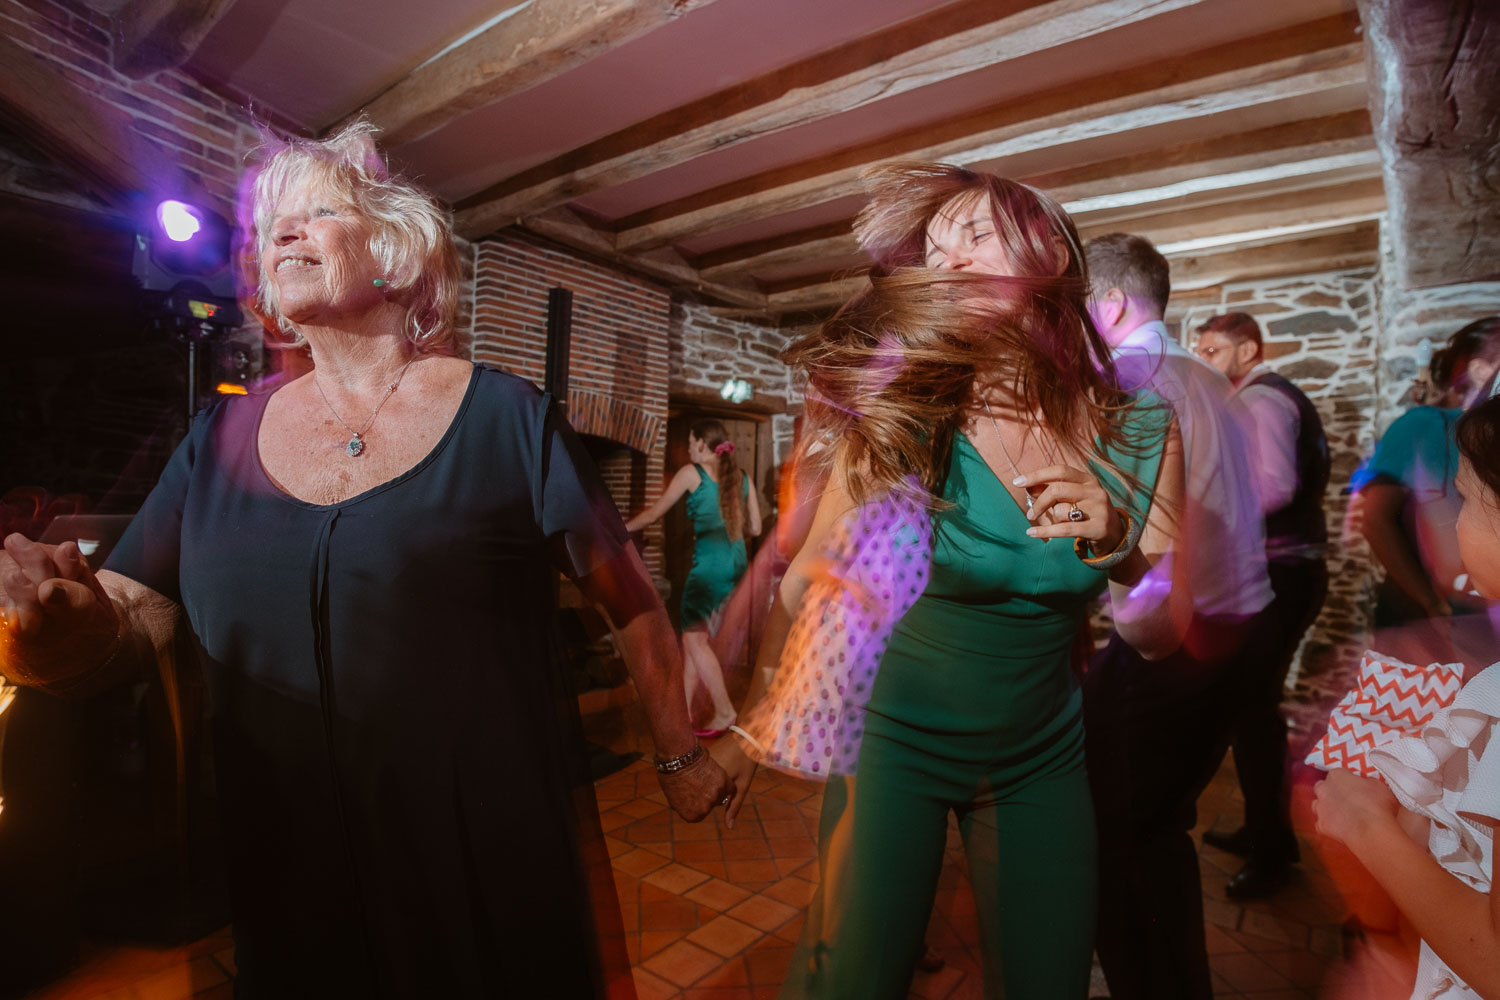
left=1084, top=607, right=1279, bottom=1000
left=1233, top=557, right=1328, bottom=860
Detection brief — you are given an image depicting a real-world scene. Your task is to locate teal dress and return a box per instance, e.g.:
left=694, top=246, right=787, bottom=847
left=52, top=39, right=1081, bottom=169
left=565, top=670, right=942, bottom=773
left=781, top=403, right=1168, bottom=1000
left=679, top=464, right=750, bottom=628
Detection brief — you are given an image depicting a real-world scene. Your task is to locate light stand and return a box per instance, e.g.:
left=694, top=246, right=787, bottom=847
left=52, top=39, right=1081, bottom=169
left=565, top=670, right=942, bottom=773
left=138, top=280, right=242, bottom=415
left=130, top=199, right=241, bottom=416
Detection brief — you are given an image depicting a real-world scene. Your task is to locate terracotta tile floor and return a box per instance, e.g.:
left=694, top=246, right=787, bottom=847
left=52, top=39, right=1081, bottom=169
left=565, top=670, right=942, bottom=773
left=27, top=697, right=1382, bottom=1000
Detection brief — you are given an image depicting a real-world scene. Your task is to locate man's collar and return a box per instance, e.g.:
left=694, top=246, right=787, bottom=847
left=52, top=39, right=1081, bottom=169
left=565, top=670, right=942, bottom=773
left=1111, top=319, right=1171, bottom=356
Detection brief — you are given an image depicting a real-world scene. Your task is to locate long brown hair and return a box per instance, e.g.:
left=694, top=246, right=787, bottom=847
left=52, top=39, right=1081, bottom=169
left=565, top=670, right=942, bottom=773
left=1457, top=395, right=1500, bottom=497
left=786, top=161, right=1150, bottom=510
left=1442, top=316, right=1500, bottom=403
left=692, top=419, right=745, bottom=542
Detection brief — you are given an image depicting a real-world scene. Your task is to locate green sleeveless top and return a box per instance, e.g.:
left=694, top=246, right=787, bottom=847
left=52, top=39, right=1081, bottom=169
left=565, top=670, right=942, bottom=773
left=863, top=395, right=1171, bottom=773
left=680, top=464, right=750, bottom=627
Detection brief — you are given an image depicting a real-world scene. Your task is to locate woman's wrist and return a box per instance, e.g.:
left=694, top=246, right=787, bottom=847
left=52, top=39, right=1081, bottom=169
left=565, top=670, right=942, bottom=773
left=653, top=742, right=706, bottom=775
left=1343, top=807, right=1405, bottom=862
left=1074, top=507, right=1140, bottom=570
left=33, top=610, right=126, bottom=694
left=728, top=725, right=765, bottom=758
left=1089, top=507, right=1127, bottom=557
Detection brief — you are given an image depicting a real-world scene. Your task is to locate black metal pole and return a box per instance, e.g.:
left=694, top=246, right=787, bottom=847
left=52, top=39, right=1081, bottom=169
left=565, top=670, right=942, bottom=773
left=186, top=339, right=198, bottom=416
left=545, top=287, right=573, bottom=411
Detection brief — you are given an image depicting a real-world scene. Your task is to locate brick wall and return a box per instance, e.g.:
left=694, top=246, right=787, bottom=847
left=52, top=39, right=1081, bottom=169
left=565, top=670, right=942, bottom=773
left=0, top=0, right=264, bottom=516
left=469, top=232, right=674, bottom=574
left=1, top=0, right=260, bottom=216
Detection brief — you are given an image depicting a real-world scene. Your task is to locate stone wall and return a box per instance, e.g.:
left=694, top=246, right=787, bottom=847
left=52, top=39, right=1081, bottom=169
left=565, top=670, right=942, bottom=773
left=669, top=299, right=806, bottom=469
left=1371, top=222, right=1500, bottom=432
left=1172, top=268, right=1381, bottom=712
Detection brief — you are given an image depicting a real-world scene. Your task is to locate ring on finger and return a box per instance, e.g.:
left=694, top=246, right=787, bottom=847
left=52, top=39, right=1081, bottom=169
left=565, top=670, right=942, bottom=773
left=1068, top=503, right=1086, bottom=523
left=719, top=795, right=732, bottom=807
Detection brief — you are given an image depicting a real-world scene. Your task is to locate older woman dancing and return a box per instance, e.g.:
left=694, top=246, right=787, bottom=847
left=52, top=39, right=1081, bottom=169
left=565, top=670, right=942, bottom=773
left=719, top=163, right=1188, bottom=999
left=0, top=122, right=730, bottom=998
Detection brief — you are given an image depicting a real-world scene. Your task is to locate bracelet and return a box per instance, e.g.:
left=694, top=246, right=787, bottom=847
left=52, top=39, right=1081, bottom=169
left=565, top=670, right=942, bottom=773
left=653, top=742, right=705, bottom=775
left=37, top=614, right=125, bottom=695
left=1074, top=507, right=1142, bottom=571
left=728, top=725, right=765, bottom=756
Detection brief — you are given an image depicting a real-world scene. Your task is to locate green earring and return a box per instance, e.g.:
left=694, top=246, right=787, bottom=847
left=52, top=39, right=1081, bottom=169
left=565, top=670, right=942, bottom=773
left=372, top=278, right=387, bottom=288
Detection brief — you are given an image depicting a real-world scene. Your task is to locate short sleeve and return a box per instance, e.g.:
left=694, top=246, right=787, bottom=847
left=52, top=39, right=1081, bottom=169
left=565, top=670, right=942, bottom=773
left=533, top=396, right=629, bottom=579
left=1092, top=390, right=1173, bottom=529
left=1238, top=384, right=1301, bottom=516
left=1365, top=407, right=1455, bottom=496
left=101, top=411, right=210, bottom=605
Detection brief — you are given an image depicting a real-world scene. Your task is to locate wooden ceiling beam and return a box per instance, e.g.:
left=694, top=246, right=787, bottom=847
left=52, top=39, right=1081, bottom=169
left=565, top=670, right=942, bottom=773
left=1077, top=176, right=1387, bottom=249
left=1025, top=109, right=1373, bottom=200
left=0, top=34, right=154, bottom=203
left=612, top=22, right=1365, bottom=253
left=110, top=0, right=238, bottom=79
left=1070, top=165, right=1385, bottom=233
left=453, top=0, right=1207, bottom=235
left=758, top=222, right=1383, bottom=316
left=352, top=0, right=724, bottom=147
left=697, top=112, right=1377, bottom=281
left=1164, top=221, right=1380, bottom=290
left=699, top=228, right=861, bottom=282
left=765, top=275, right=871, bottom=315
left=696, top=150, right=1374, bottom=284
left=512, top=206, right=768, bottom=311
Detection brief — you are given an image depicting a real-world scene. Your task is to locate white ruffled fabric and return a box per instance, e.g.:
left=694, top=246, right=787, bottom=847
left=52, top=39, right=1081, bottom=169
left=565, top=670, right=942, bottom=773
left=1370, top=662, right=1500, bottom=1000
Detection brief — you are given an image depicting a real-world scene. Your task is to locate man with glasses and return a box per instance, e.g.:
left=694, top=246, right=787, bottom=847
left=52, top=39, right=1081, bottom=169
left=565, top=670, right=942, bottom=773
left=1193, top=311, right=1330, bottom=900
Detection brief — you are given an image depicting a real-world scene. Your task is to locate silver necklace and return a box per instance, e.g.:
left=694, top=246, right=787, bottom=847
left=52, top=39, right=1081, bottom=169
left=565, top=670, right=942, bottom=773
left=984, top=395, right=1054, bottom=592
left=982, top=396, right=1036, bottom=512
left=313, top=358, right=415, bottom=457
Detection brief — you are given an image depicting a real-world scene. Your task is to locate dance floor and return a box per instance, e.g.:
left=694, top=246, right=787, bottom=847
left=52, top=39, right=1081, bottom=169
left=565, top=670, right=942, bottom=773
left=26, top=694, right=1404, bottom=1000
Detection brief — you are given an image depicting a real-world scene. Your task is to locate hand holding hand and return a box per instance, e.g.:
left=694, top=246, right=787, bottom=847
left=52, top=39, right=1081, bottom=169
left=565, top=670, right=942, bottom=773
left=657, top=751, right=735, bottom=823
left=710, top=735, right=760, bottom=827
left=0, top=533, right=119, bottom=686
left=1016, top=464, right=1124, bottom=553
left=1311, top=767, right=1402, bottom=851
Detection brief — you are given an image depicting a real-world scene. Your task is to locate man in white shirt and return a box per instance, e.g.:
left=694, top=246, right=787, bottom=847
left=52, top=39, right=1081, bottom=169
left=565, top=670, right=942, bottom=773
left=1194, top=312, right=1331, bottom=900
left=1081, top=233, right=1275, bottom=1000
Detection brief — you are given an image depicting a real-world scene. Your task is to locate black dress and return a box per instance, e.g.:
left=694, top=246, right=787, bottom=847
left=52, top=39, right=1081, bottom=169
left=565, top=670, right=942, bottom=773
left=106, top=364, right=632, bottom=998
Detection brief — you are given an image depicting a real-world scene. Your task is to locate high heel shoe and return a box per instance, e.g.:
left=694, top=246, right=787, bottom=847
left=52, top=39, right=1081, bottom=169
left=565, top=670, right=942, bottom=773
left=693, top=717, right=736, bottom=739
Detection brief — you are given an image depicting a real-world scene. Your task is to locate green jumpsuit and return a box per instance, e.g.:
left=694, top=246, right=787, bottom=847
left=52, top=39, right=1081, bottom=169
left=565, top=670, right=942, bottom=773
left=780, top=410, right=1166, bottom=1000
left=679, top=465, right=750, bottom=628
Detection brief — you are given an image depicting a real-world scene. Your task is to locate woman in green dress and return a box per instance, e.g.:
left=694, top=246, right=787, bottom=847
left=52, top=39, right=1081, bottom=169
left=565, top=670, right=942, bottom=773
left=718, top=163, right=1190, bottom=999
left=628, top=419, right=762, bottom=735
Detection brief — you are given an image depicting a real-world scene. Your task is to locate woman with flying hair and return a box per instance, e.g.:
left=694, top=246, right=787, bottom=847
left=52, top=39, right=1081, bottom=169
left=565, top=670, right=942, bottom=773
left=717, top=162, right=1189, bottom=999
left=0, top=121, right=731, bottom=997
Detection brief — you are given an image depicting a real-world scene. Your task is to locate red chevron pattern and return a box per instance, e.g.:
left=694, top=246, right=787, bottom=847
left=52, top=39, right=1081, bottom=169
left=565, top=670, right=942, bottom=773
left=1307, top=651, right=1465, bottom=779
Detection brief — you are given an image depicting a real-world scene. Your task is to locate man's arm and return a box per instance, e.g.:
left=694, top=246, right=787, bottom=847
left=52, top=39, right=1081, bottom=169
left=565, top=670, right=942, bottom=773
left=1239, top=384, right=1300, bottom=517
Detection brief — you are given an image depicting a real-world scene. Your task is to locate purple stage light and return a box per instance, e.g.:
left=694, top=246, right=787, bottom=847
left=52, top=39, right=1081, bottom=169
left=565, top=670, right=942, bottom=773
left=156, top=200, right=202, bottom=242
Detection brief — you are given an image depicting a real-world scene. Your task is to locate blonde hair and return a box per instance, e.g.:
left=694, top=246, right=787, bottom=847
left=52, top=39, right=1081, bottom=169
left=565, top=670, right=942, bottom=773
left=786, top=162, right=1153, bottom=511
left=241, top=118, right=462, bottom=355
